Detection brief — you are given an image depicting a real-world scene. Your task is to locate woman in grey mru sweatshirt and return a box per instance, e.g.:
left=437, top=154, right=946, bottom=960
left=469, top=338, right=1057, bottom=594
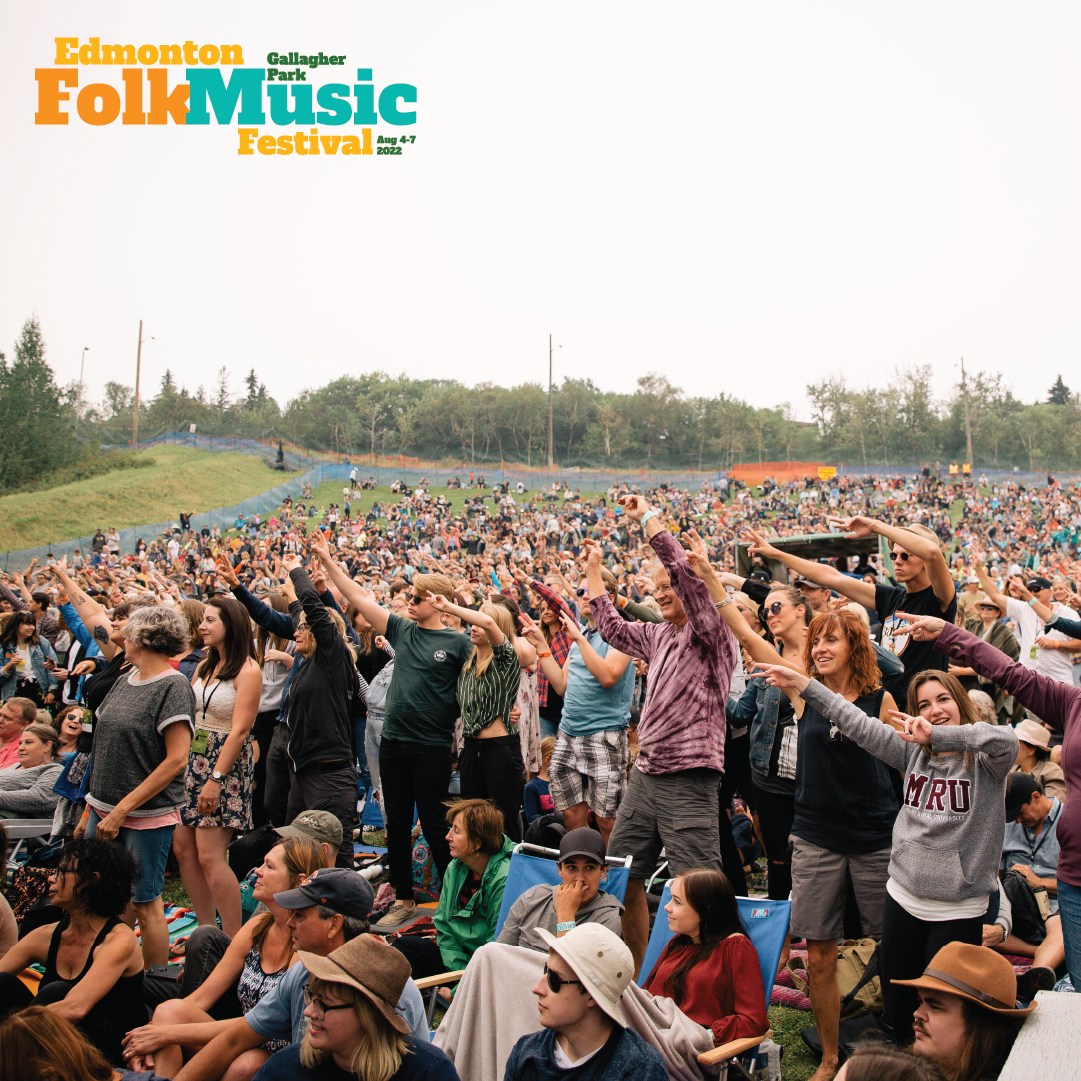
left=756, top=630, right=1018, bottom=1046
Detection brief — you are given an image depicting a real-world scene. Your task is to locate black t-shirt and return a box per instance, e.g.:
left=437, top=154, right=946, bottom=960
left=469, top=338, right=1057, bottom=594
left=875, top=582, right=957, bottom=696
left=792, top=688, right=899, bottom=853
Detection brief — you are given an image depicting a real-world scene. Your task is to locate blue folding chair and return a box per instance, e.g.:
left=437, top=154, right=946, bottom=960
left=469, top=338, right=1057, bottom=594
left=493, top=842, right=632, bottom=934
left=638, top=882, right=791, bottom=1079
left=416, top=842, right=632, bottom=1025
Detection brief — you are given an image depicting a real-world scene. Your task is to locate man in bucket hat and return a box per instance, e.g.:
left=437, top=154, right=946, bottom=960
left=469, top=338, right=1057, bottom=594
left=172, top=869, right=426, bottom=1081
left=256, top=934, right=460, bottom=1080
left=503, top=923, right=667, bottom=1081
left=893, top=942, right=1034, bottom=1081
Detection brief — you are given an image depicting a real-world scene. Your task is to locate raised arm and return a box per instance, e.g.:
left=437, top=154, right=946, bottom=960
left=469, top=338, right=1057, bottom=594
left=970, top=549, right=1009, bottom=613
left=47, top=559, right=117, bottom=659
left=743, top=527, right=877, bottom=608
left=427, top=595, right=504, bottom=646
left=217, top=557, right=295, bottom=638
left=557, top=612, right=632, bottom=689
left=308, top=530, right=388, bottom=635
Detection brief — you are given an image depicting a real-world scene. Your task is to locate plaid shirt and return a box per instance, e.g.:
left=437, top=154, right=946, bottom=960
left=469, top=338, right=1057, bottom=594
left=527, top=578, right=574, bottom=707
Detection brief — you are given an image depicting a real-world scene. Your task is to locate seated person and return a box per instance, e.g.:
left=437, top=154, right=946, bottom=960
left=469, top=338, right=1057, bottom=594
left=0, top=839, right=146, bottom=1064
left=253, top=934, right=459, bottom=1081
left=0, top=722, right=63, bottom=818
left=996, top=772, right=1066, bottom=998
left=1011, top=718, right=1067, bottom=804
left=835, top=1043, right=948, bottom=1081
left=171, top=869, right=426, bottom=1081
left=522, top=736, right=555, bottom=824
left=123, top=836, right=328, bottom=1078
left=504, top=924, right=667, bottom=1081
left=390, top=798, right=514, bottom=978
left=498, top=827, right=622, bottom=952
left=641, top=869, right=767, bottom=1045
left=892, top=942, right=1033, bottom=1081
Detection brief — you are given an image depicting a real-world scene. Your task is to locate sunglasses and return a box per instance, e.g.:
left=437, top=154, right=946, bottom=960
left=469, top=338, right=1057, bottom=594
left=543, top=964, right=586, bottom=994
left=765, top=601, right=790, bottom=616
left=977, top=604, right=1000, bottom=611
left=407, top=593, right=427, bottom=604
left=890, top=550, right=911, bottom=562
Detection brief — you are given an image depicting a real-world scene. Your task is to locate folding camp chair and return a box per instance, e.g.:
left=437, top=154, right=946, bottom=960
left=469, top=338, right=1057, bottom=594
left=638, top=881, right=791, bottom=1079
left=414, top=842, right=632, bottom=1025
left=3, top=818, right=53, bottom=879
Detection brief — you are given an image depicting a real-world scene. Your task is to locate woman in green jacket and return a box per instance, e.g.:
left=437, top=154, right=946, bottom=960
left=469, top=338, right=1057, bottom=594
left=391, top=798, right=514, bottom=977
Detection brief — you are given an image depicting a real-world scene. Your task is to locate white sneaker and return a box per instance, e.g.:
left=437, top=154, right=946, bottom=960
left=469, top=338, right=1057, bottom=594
left=373, top=899, right=418, bottom=931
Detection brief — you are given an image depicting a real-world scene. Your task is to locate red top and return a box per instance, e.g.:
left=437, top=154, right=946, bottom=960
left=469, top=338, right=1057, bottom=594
left=644, top=933, right=768, bottom=1045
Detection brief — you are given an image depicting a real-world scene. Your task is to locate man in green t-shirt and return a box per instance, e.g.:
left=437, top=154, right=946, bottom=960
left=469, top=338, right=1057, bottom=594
left=311, top=531, right=472, bottom=929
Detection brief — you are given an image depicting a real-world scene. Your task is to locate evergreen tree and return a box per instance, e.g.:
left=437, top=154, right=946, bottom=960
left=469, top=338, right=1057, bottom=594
left=1047, top=375, right=1071, bottom=405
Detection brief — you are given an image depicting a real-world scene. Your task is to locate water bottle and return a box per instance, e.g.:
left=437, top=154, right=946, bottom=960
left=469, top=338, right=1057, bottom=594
left=757, top=1038, right=781, bottom=1081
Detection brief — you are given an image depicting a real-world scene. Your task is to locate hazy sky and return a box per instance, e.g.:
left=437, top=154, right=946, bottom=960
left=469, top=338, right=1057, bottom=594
left=4, top=2, right=1080, bottom=421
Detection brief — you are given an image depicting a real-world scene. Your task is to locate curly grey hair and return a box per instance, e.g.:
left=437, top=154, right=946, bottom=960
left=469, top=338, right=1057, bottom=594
left=123, top=604, right=189, bottom=657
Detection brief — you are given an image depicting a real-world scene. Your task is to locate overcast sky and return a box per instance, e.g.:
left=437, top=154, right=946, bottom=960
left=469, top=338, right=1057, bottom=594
left=4, top=2, right=1080, bottom=421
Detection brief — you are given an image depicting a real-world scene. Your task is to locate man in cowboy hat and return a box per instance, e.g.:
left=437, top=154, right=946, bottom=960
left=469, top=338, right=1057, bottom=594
left=503, top=923, right=667, bottom=1081
left=172, top=868, right=426, bottom=1081
left=893, top=942, right=1034, bottom=1081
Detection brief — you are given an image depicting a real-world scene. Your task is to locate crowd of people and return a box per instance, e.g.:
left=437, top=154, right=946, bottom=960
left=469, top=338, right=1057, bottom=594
left=0, top=466, right=1079, bottom=1081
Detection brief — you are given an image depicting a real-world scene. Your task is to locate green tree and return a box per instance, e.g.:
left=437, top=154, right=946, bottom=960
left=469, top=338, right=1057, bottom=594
left=1047, top=375, right=1071, bottom=406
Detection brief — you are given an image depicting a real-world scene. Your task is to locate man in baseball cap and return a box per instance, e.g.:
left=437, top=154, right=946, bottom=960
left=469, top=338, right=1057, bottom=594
left=503, top=924, right=666, bottom=1081
left=498, top=828, right=623, bottom=953
left=275, top=809, right=344, bottom=865
left=893, top=942, right=1033, bottom=1081
left=173, top=869, right=425, bottom=1081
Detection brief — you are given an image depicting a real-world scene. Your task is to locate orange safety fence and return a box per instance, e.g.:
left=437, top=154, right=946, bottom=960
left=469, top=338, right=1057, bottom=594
left=728, top=462, right=828, bottom=486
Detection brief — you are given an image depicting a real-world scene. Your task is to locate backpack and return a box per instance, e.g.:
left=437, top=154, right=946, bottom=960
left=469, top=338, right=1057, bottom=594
left=523, top=811, right=565, bottom=849
left=1001, top=869, right=1050, bottom=945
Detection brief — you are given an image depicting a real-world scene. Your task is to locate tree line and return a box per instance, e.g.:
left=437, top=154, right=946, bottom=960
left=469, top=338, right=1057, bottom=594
left=7, top=316, right=1081, bottom=486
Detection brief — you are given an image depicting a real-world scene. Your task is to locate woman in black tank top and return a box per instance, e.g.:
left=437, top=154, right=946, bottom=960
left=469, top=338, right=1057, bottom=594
left=0, top=839, right=146, bottom=1064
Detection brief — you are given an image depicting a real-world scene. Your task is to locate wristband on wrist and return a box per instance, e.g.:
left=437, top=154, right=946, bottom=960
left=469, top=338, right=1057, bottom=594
left=640, top=509, right=658, bottom=527
left=537, top=650, right=552, bottom=659
left=715, top=598, right=732, bottom=609
left=556, top=921, right=577, bottom=933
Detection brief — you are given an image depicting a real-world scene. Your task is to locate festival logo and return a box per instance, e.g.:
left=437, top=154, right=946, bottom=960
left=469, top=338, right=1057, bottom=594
left=35, top=37, right=417, bottom=157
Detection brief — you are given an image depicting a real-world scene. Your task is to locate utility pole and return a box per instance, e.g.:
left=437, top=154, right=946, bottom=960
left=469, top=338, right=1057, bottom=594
left=547, top=333, right=554, bottom=469
left=133, top=319, right=143, bottom=446
left=75, top=346, right=89, bottom=439
left=960, top=355, right=973, bottom=465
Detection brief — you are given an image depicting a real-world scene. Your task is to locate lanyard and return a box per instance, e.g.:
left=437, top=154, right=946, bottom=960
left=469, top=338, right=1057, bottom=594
left=200, top=676, right=222, bottom=719
left=1025, top=801, right=1060, bottom=864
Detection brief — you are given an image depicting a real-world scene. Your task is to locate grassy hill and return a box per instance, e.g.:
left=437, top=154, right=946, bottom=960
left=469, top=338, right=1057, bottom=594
left=0, top=446, right=295, bottom=552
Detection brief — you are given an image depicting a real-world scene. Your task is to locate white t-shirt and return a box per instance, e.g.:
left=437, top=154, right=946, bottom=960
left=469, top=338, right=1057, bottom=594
left=1006, top=598, right=1074, bottom=682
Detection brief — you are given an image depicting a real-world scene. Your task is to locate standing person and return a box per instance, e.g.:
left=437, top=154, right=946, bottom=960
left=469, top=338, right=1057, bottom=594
left=251, top=593, right=295, bottom=829
left=745, top=516, right=957, bottom=695
left=309, top=531, right=472, bottom=929
left=896, top=611, right=1081, bottom=994
left=584, top=494, right=737, bottom=972
left=519, top=567, right=634, bottom=848
left=428, top=595, right=529, bottom=841
left=281, top=552, right=360, bottom=870
left=84, top=606, right=196, bottom=968
left=0, top=611, right=59, bottom=710
left=755, top=656, right=1017, bottom=1047
left=173, top=596, right=260, bottom=939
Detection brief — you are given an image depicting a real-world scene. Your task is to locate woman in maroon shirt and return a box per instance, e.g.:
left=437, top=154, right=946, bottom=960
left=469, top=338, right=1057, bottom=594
left=643, top=868, right=767, bottom=1045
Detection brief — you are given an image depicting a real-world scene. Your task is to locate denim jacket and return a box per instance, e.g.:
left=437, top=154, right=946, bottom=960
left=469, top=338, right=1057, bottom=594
left=734, top=675, right=785, bottom=777
left=0, top=639, right=59, bottom=701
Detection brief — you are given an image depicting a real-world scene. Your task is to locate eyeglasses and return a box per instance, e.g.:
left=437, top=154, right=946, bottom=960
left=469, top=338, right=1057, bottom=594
left=543, top=964, right=586, bottom=994
left=890, top=550, right=911, bottom=562
left=302, top=985, right=354, bottom=1020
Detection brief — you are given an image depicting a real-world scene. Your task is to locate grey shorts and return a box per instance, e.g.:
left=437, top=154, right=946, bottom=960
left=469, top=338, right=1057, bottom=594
left=607, top=767, right=722, bottom=878
left=789, top=836, right=891, bottom=941
left=549, top=730, right=628, bottom=820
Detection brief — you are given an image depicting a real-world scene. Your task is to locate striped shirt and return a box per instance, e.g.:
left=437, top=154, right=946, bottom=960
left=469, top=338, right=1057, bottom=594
left=459, top=639, right=521, bottom=738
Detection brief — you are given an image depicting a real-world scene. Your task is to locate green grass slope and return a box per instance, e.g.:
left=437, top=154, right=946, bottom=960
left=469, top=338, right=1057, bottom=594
left=0, top=446, right=295, bottom=551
